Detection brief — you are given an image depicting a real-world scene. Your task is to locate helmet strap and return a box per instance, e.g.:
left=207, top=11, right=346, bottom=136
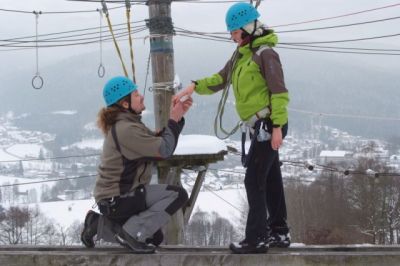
left=126, top=95, right=139, bottom=114
left=240, top=20, right=258, bottom=48
left=115, top=94, right=139, bottom=114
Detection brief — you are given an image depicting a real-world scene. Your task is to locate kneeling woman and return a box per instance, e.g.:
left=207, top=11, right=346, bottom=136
left=81, top=76, right=192, bottom=253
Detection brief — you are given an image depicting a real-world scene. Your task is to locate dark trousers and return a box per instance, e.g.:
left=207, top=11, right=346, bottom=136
left=244, top=123, right=288, bottom=243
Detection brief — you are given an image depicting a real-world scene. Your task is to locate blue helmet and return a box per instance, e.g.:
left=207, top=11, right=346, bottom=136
left=103, top=76, right=137, bottom=106
left=225, top=3, right=260, bottom=32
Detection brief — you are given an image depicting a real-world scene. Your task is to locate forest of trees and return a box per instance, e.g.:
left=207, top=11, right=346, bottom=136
left=0, top=206, right=81, bottom=245
left=286, top=157, right=400, bottom=245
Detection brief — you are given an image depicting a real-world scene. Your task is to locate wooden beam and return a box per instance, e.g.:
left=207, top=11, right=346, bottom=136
left=183, top=165, right=208, bottom=224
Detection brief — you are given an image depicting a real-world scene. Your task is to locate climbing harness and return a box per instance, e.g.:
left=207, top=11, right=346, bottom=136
left=97, top=9, right=105, bottom=78
left=31, top=11, right=44, bottom=90
left=240, top=114, right=271, bottom=167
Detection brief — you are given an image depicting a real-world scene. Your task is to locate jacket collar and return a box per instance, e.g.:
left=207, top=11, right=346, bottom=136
left=116, top=110, right=142, bottom=123
left=238, top=32, right=278, bottom=55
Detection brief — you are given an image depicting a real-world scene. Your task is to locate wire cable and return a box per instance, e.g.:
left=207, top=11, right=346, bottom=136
left=1, top=24, right=147, bottom=44
left=276, top=16, right=400, bottom=33
left=288, top=107, right=400, bottom=121
left=1, top=20, right=146, bottom=42
left=277, top=45, right=400, bottom=56
left=281, top=32, right=400, bottom=45
left=270, top=2, right=400, bottom=28
left=0, top=174, right=97, bottom=188
left=282, top=43, right=400, bottom=52
left=0, top=6, right=125, bottom=15
left=0, top=153, right=100, bottom=163
left=0, top=28, right=148, bottom=48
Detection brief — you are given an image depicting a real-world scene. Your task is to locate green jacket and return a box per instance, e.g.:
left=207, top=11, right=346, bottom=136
left=194, top=33, right=289, bottom=127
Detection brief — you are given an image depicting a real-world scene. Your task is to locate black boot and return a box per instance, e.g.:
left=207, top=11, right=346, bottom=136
left=229, top=238, right=268, bottom=254
left=81, top=210, right=100, bottom=248
left=145, top=229, right=164, bottom=247
left=268, top=232, right=291, bottom=248
left=115, top=229, right=156, bottom=254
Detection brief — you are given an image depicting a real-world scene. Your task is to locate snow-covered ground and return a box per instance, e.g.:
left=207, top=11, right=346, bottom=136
left=0, top=149, right=19, bottom=161
left=22, top=188, right=245, bottom=228
left=6, top=143, right=46, bottom=158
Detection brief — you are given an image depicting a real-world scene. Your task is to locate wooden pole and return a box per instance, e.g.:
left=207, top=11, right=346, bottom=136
left=147, top=0, right=180, bottom=244
left=147, top=0, right=175, bottom=131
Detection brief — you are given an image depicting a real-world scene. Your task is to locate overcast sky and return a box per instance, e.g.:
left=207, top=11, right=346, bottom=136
left=1, top=0, right=399, bottom=79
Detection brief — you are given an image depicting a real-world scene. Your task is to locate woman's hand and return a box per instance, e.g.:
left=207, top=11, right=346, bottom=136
left=173, top=83, right=195, bottom=104
left=271, top=127, right=283, bottom=150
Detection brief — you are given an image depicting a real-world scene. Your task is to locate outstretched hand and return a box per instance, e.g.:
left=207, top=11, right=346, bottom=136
left=170, top=96, right=193, bottom=122
left=173, top=83, right=195, bottom=104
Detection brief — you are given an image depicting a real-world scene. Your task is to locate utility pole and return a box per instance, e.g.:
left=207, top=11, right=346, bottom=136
left=147, top=0, right=182, bottom=244
left=147, top=0, right=175, bottom=131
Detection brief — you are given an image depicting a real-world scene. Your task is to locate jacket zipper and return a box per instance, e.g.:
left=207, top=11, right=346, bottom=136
left=235, top=67, right=243, bottom=97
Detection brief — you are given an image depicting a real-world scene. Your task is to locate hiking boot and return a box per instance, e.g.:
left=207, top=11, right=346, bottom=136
left=229, top=238, right=268, bottom=254
left=145, top=229, right=164, bottom=247
left=115, top=229, right=156, bottom=254
left=81, top=210, right=100, bottom=248
left=268, top=232, right=291, bottom=248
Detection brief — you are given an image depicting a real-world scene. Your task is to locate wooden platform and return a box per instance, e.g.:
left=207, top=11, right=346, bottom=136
left=1, top=245, right=400, bottom=266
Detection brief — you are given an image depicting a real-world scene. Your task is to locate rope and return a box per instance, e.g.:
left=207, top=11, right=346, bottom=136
left=152, top=81, right=174, bottom=91
left=101, top=0, right=128, bottom=77
left=97, top=9, right=105, bottom=78
left=143, top=51, right=151, bottom=98
left=213, top=50, right=241, bottom=139
left=31, top=11, right=44, bottom=89
left=125, top=0, right=136, bottom=83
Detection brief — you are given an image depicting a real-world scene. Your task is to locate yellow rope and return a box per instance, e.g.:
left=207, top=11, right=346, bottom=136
left=126, top=8, right=136, bottom=83
left=104, top=13, right=128, bottom=77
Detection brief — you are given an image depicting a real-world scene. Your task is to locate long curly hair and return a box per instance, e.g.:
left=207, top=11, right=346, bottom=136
left=97, top=96, right=130, bottom=135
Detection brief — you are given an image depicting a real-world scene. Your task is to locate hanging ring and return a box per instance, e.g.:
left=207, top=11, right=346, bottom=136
left=98, top=64, right=105, bottom=78
left=32, top=75, right=44, bottom=89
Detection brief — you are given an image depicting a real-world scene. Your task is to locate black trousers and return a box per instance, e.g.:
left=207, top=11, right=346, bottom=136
left=244, top=123, right=288, bottom=243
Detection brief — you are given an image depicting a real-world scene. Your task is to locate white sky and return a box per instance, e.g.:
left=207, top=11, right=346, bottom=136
left=1, top=0, right=399, bottom=69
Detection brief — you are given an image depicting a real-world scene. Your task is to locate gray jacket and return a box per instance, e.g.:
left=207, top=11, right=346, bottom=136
left=94, top=111, right=184, bottom=202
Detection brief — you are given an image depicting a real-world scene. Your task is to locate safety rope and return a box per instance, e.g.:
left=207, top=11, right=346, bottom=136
left=31, top=11, right=44, bottom=89
left=213, top=49, right=241, bottom=139
left=125, top=0, right=136, bottom=83
left=250, top=0, right=262, bottom=9
left=101, top=0, right=128, bottom=77
left=152, top=81, right=174, bottom=91
left=97, top=9, right=105, bottom=78
left=143, top=51, right=151, bottom=98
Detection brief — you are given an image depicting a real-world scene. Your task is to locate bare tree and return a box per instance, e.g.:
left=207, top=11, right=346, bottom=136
left=0, top=206, right=30, bottom=244
left=184, top=209, right=238, bottom=246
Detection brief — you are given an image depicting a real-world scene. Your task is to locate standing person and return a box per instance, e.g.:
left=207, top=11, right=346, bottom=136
left=81, top=76, right=192, bottom=253
left=174, top=3, right=290, bottom=254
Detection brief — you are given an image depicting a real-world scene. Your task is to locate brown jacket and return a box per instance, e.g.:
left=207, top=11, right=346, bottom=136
left=94, top=111, right=184, bottom=202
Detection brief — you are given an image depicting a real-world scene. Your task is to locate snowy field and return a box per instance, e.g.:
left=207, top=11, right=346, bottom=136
left=22, top=188, right=246, bottom=228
